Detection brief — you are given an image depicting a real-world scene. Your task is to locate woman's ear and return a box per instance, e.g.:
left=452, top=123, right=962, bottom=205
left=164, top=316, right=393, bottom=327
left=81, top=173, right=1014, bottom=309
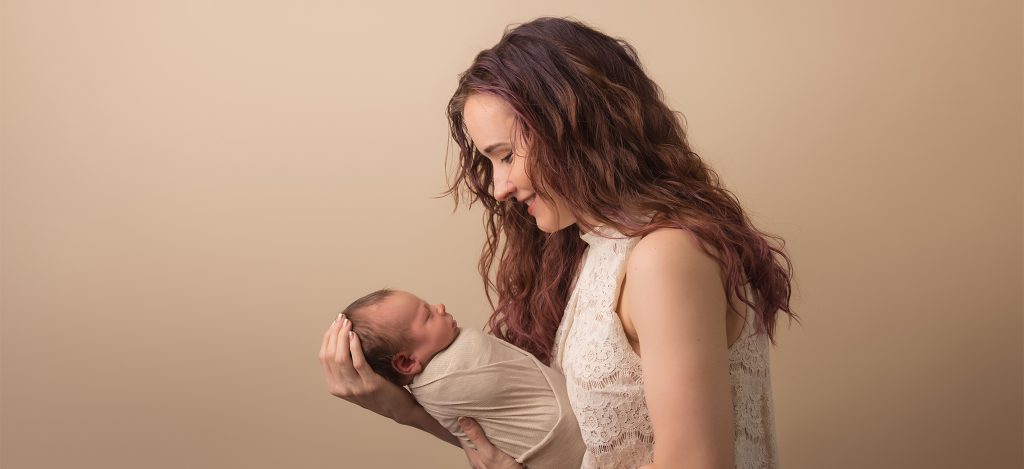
left=392, top=352, right=423, bottom=376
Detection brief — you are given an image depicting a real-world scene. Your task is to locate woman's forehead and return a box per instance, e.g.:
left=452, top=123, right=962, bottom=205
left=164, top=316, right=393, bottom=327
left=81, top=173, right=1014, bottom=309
left=463, top=93, right=517, bottom=153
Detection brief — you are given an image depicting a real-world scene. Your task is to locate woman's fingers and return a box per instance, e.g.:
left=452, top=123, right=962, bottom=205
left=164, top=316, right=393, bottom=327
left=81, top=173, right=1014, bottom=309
left=458, top=417, right=523, bottom=469
left=334, top=317, right=362, bottom=384
left=319, top=315, right=334, bottom=362
left=457, top=437, right=483, bottom=469
left=321, top=315, right=345, bottom=390
left=348, top=331, right=372, bottom=378
left=458, top=417, right=492, bottom=456
left=322, top=315, right=341, bottom=369
left=333, top=316, right=351, bottom=364
left=319, top=313, right=362, bottom=398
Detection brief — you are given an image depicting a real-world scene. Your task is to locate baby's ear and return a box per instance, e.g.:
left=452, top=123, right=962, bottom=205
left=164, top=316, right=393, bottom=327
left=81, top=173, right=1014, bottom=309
left=392, top=352, right=423, bottom=376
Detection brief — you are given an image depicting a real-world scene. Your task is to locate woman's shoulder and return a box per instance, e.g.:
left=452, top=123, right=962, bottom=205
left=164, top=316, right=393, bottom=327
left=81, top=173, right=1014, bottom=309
left=622, top=227, right=727, bottom=319
left=619, top=226, right=733, bottom=349
left=628, top=227, right=721, bottom=275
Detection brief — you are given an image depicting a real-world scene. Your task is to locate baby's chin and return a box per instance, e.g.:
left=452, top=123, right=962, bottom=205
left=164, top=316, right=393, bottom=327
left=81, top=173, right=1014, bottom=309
left=440, top=326, right=461, bottom=351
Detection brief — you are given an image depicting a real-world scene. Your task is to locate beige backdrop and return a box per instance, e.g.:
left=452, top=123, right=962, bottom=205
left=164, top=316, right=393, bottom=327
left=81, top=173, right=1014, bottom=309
left=2, top=1, right=1021, bottom=468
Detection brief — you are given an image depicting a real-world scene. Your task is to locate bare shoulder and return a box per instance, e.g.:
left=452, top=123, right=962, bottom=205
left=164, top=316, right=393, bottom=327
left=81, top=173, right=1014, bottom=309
left=627, top=227, right=722, bottom=280
left=617, top=228, right=729, bottom=344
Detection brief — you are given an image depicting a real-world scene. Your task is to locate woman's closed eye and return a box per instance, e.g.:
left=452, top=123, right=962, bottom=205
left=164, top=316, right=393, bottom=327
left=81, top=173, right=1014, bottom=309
left=500, top=151, right=514, bottom=164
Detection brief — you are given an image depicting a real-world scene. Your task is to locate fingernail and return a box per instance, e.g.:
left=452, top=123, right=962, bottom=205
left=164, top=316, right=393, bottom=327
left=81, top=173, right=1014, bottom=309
left=335, top=313, right=342, bottom=323
left=348, top=331, right=355, bottom=340
left=343, top=317, right=349, bottom=328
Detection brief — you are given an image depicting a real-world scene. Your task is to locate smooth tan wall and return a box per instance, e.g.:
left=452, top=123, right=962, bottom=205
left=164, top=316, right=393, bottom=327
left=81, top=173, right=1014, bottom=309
left=2, top=1, right=1021, bottom=468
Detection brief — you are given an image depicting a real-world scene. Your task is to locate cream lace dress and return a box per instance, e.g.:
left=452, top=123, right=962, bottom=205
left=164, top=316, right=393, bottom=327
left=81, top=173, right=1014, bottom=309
left=550, top=226, right=780, bottom=469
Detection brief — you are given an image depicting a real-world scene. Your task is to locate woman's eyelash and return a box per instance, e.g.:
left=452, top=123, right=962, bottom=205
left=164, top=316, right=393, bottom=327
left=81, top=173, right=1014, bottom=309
left=500, top=151, right=514, bottom=163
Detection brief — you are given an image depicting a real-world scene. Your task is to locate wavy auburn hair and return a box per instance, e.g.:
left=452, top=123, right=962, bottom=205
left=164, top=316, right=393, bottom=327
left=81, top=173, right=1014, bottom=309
left=445, top=17, right=797, bottom=365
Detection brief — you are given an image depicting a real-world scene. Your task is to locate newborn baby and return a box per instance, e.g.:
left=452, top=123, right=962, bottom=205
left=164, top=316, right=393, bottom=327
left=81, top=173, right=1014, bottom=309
left=341, top=288, right=585, bottom=469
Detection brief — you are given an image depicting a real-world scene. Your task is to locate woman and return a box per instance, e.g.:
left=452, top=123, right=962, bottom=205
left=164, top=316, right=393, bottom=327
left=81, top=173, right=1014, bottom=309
left=320, top=17, right=796, bottom=469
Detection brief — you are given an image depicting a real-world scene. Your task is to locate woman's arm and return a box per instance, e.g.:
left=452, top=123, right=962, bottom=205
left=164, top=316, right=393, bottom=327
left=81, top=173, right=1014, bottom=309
left=621, top=229, right=736, bottom=469
left=319, top=314, right=460, bottom=447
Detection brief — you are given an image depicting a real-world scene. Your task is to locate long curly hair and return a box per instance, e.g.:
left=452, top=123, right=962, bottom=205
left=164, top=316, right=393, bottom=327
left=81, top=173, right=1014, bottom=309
left=445, top=17, right=797, bottom=365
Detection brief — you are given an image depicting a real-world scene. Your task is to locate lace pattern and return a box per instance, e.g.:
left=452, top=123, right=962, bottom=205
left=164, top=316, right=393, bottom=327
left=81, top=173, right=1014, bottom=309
left=551, top=227, right=780, bottom=469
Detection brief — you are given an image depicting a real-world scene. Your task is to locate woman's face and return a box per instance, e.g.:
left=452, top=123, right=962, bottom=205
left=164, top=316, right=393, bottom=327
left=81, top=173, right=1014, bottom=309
left=462, top=93, right=576, bottom=233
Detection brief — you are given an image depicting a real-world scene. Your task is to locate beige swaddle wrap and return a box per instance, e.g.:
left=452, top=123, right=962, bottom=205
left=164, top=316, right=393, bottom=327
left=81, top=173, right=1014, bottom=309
left=409, top=328, right=585, bottom=469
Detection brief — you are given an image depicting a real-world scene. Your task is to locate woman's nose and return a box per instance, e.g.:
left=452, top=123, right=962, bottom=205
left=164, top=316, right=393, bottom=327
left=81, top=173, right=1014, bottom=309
left=492, top=168, right=514, bottom=202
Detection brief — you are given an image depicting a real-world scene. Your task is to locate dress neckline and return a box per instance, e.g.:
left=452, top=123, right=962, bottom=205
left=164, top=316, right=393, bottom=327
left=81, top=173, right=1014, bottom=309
left=579, top=225, right=628, bottom=246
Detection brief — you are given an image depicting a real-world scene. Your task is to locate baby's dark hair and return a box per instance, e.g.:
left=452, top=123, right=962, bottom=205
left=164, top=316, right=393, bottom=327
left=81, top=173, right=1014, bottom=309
left=341, top=288, right=409, bottom=385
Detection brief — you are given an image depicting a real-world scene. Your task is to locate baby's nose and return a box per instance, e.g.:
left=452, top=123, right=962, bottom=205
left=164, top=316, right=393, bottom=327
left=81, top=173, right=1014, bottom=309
left=438, top=303, right=447, bottom=315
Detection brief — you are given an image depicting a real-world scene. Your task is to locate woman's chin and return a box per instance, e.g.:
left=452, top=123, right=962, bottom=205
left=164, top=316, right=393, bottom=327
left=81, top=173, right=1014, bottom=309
left=535, top=223, right=556, bottom=233
left=533, top=215, right=575, bottom=234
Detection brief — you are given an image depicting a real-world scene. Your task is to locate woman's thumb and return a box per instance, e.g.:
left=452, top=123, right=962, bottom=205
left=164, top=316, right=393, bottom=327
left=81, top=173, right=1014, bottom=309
left=458, top=417, right=484, bottom=448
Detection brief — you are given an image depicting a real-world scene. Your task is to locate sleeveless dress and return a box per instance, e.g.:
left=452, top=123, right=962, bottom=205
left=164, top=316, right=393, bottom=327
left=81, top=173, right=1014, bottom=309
left=550, top=225, right=780, bottom=469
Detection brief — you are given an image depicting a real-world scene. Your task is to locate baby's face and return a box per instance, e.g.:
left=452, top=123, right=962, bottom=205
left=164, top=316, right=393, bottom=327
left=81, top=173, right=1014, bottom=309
left=378, top=290, right=460, bottom=367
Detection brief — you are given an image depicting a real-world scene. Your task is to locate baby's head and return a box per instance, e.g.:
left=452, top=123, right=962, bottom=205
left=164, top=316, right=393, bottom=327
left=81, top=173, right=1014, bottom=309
left=341, top=289, right=460, bottom=386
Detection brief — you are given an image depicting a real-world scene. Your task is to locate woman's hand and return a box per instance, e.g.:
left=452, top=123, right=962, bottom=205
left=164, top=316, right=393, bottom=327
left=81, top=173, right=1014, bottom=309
left=319, top=314, right=462, bottom=447
left=319, top=314, right=409, bottom=421
left=457, top=417, right=523, bottom=469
